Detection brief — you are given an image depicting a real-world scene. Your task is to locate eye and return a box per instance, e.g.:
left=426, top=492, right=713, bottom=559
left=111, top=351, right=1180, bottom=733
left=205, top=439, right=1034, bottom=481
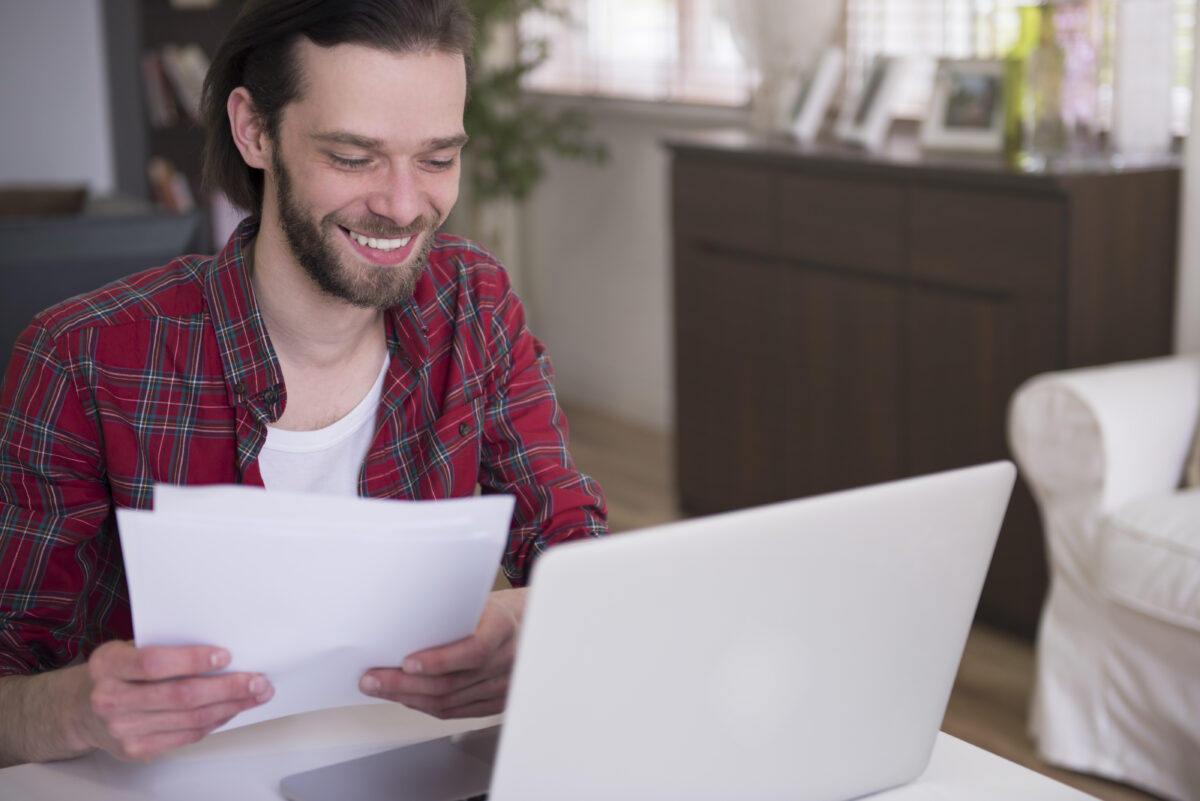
left=329, top=153, right=371, bottom=170
left=424, top=155, right=459, bottom=171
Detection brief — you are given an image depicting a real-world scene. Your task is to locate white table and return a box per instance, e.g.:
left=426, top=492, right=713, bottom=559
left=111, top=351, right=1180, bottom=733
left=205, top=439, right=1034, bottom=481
left=0, top=704, right=1099, bottom=800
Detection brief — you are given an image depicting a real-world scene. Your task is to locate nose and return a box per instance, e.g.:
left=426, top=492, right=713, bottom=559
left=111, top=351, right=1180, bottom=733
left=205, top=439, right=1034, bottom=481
left=365, top=164, right=425, bottom=227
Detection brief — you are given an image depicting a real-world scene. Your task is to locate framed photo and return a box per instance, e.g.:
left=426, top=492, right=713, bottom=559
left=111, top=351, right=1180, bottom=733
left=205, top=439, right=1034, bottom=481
left=920, top=59, right=1006, bottom=153
left=836, top=55, right=904, bottom=151
left=790, top=47, right=844, bottom=143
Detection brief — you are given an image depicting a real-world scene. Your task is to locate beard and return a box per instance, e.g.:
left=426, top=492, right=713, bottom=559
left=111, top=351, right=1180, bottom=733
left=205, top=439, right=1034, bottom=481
left=272, top=150, right=438, bottom=310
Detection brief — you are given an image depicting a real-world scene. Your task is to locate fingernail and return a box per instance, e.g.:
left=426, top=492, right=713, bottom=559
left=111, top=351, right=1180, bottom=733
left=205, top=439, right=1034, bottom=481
left=403, top=658, right=422, bottom=674
left=211, top=650, right=231, bottom=669
left=249, top=676, right=266, bottom=695
left=256, top=684, right=274, bottom=704
left=360, top=675, right=381, bottom=696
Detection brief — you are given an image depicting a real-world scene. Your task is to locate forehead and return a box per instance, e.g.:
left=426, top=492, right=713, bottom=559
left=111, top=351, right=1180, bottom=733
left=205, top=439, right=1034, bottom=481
left=284, top=39, right=467, bottom=147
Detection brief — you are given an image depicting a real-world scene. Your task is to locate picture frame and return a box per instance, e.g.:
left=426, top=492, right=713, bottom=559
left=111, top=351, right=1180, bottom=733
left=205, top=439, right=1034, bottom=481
left=790, top=47, right=845, bottom=143
left=919, top=59, right=1006, bottom=153
left=836, top=55, right=904, bottom=151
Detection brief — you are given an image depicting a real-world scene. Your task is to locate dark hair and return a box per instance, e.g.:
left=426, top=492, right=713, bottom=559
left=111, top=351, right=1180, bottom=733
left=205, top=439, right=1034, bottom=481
left=201, top=0, right=476, bottom=216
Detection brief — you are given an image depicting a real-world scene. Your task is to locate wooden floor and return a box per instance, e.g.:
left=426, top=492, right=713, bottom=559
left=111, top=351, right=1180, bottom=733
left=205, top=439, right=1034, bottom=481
left=560, top=402, right=1165, bottom=801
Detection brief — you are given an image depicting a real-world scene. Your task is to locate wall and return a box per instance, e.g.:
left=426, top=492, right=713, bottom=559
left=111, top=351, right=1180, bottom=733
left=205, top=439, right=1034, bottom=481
left=517, top=99, right=745, bottom=433
left=1177, top=39, right=1200, bottom=354
left=0, top=0, right=114, bottom=195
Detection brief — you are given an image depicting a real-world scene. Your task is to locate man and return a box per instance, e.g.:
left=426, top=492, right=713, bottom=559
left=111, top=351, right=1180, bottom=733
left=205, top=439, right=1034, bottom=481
left=0, top=0, right=606, bottom=766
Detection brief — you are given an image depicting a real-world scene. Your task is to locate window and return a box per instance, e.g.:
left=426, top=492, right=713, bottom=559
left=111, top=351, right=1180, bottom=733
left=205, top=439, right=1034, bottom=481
left=524, top=1, right=1194, bottom=133
left=846, top=0, right=1194, bottom=133
left=520, top=0, right=754, bottom=105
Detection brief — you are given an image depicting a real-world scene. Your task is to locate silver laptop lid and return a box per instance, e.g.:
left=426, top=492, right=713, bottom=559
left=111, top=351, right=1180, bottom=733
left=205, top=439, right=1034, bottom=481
left=489, top=461, right=1015, bottom=801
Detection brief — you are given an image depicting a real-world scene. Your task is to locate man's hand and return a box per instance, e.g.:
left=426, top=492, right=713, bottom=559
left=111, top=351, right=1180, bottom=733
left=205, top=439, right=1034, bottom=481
left=69, top=641, right=274, bottom=762
left=359, top=587, right=527, bottom=719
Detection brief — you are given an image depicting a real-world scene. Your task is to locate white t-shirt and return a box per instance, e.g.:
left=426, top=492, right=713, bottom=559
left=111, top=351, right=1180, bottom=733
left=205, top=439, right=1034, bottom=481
left=258, top=358, right=389, bottom=496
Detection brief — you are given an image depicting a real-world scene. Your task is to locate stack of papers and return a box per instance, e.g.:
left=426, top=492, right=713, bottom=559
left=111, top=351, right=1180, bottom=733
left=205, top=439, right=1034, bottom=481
left=116, top=485, right=515, bottom=730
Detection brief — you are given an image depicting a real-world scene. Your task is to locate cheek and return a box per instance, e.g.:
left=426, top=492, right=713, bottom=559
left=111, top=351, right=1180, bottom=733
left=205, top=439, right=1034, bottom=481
left=433, top=173, right=460, bottom=219
left=306, top=173, right=371, bottom=220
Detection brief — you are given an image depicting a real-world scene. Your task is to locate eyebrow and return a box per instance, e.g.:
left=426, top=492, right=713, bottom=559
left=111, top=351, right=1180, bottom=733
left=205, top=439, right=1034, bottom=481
left=310, top=131, right=470, bottom=151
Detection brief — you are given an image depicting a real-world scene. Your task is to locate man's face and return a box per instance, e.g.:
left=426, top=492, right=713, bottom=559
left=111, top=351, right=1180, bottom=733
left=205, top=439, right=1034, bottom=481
left=263, top=41, right=468, bottom=309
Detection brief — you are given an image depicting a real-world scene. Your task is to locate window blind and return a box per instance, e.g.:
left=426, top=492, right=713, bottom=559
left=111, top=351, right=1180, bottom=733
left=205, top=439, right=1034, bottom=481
left=521, top=0, right=754, bottom=105
left=522, top=1, right=1193, bottom=132
left=846, top=0, right=1194, bottom=132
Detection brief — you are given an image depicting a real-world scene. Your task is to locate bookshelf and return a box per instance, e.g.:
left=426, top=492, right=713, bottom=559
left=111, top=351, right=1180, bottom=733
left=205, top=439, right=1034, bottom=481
left=103, top=0, right=245, bottom=253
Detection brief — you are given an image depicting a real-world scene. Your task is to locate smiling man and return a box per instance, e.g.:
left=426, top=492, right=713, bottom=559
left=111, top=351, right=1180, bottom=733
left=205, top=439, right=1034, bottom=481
left=0, top=0, right=607, bottom=766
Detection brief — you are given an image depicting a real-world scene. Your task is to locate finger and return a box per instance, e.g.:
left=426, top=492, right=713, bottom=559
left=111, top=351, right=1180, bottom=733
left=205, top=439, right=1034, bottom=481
left=91, top=672, right=271, bottom=716
left=399, top=687, right=509, bottom=721
left=91, top=642, right=231, bottom=683
left=113, top=726, right=216, bottom=763
left=389, top=673, right=510, bottom=717
left=404, top=621, right=518, bottom=677
left=362, top=664, right=501, bottom=701
left=400, top=636, right=491, bottom=676
left=105, top=691, right=272, bottom=743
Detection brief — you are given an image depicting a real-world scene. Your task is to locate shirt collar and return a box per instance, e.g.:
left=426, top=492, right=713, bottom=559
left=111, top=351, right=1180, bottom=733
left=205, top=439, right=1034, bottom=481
left=205, top=218, right=282, bottom=417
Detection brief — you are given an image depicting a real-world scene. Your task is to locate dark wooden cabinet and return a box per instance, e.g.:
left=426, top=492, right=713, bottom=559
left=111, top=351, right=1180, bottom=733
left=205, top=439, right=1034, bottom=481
left=668, top=130, right=1179, bottom=639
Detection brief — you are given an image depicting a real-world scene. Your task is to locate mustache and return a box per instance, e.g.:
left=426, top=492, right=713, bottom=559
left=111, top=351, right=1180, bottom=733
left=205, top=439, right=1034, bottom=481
left=333, top=213, right=437, bottom=239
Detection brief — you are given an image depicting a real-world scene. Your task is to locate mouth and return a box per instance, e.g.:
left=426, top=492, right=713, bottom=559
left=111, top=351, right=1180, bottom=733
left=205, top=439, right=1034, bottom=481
left=339, top=225, right=421, bottom=266
left=344, top=229, right=412, bottom=252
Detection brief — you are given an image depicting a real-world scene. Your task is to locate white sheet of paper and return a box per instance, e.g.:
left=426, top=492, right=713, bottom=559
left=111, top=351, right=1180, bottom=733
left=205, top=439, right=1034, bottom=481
left=115, top=486, right=514, bottom=730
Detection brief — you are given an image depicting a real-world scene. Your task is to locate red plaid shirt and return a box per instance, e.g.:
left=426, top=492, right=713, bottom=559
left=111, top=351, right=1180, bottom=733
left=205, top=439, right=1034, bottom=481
left=0, top=219, right=607, bottom=676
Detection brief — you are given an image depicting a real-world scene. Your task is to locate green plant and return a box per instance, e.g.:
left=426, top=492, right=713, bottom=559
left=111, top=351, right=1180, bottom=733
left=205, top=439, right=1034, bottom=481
left=463, top=0, right=607, bottom=204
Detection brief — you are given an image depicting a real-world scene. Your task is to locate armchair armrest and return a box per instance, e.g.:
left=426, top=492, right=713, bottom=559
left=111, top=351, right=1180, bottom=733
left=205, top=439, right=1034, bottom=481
left=1010, top=354, right=1200, bottom=512
left=1008, top=354, right=1200, bottom=583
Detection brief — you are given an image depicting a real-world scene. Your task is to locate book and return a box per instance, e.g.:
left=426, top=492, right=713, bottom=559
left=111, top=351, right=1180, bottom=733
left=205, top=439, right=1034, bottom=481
left=159, top=43, right=211, bottom=123
left=140, top=51, right=179, bottom=128
left=147, top=157, right=196, bottom=213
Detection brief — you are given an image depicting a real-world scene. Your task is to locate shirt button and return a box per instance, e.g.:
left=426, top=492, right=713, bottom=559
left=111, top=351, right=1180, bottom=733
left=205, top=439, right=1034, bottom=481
left=233, top=381, right=246, bottom=395
left=459, top=422, right=471, bottom=437
left=262, top=388, right=279, bottom=404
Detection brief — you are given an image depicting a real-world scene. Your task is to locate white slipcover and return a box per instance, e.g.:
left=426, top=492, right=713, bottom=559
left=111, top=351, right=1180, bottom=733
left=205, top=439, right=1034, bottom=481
left=1008, top=354, right=1200, bottom=801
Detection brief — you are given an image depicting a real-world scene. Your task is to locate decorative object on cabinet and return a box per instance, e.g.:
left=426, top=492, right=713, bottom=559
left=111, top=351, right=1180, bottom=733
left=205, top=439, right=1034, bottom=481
left=1111, top=0, right=1176, bottom=157
left=717, top=0, right=843, bottom=135
left=666, top=128, right=1179, bottom=638
left=790, top=47, right=844, bottom=144
left=920, top=59, right=1006, bottom=153
left=1019, top=2, right=1069, bottom=168
left=836, top=55, right=904, bottom=151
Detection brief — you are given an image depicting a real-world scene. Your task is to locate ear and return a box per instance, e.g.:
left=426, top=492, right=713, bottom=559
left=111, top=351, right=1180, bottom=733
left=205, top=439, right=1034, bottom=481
left=227, top=87, right=272, bottom=170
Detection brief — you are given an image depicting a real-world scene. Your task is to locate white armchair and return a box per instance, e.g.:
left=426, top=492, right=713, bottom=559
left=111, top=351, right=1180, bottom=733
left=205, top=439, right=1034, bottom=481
left=1008, top=354, right=1200, bottom=801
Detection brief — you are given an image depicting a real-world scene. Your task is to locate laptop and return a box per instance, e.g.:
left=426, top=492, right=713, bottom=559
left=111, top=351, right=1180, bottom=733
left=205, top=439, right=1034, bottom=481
left=280, top=461, right=1015, bottom=801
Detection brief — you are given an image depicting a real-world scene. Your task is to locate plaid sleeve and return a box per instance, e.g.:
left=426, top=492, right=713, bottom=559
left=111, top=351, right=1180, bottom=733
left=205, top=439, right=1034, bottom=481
left=0, top=323, right=122, bottom=676
left=476, top=280, right=608, bottom=586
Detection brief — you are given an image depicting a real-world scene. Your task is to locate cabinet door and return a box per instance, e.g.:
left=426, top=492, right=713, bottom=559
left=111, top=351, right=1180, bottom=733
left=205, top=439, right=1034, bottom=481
left=906, top=288, right=1059, bottom=636
left=673, top=158, right=775, bottom=255
left=778, top=173, right=905, bottom=275
left=675, top=246, right=790, bottom=514
left=781, top=266, right=904, bottom=498
left=910, top=186, right=1063, bottom=295
left=906, top=289, right=1059, bottom=473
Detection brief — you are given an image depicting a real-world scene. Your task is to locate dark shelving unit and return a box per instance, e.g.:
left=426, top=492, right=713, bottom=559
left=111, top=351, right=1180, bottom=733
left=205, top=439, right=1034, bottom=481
left=103, top=0, right=245, bottom=254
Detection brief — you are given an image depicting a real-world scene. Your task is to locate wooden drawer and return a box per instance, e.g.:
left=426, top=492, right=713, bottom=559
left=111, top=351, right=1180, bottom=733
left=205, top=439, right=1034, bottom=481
left=672, top=158, right=774, bottom=253
left=910, top=186, right=1064, bottom=295
left=778, top=173, right=904, bottom=274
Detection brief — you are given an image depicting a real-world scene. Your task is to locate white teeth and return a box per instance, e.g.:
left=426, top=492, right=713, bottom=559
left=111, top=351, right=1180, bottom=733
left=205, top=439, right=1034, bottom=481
left=348, top=230, right=413, bottom=252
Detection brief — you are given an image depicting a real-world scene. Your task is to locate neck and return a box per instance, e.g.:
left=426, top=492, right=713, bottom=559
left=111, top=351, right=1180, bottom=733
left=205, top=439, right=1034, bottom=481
left=248, top=229, right=385, bottom=372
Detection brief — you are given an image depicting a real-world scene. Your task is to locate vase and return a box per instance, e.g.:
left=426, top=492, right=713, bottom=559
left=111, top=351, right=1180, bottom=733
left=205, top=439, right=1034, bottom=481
left=1023, top=4, right=1068, bottom=162
left=718, top=0, right=843, bottom=136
